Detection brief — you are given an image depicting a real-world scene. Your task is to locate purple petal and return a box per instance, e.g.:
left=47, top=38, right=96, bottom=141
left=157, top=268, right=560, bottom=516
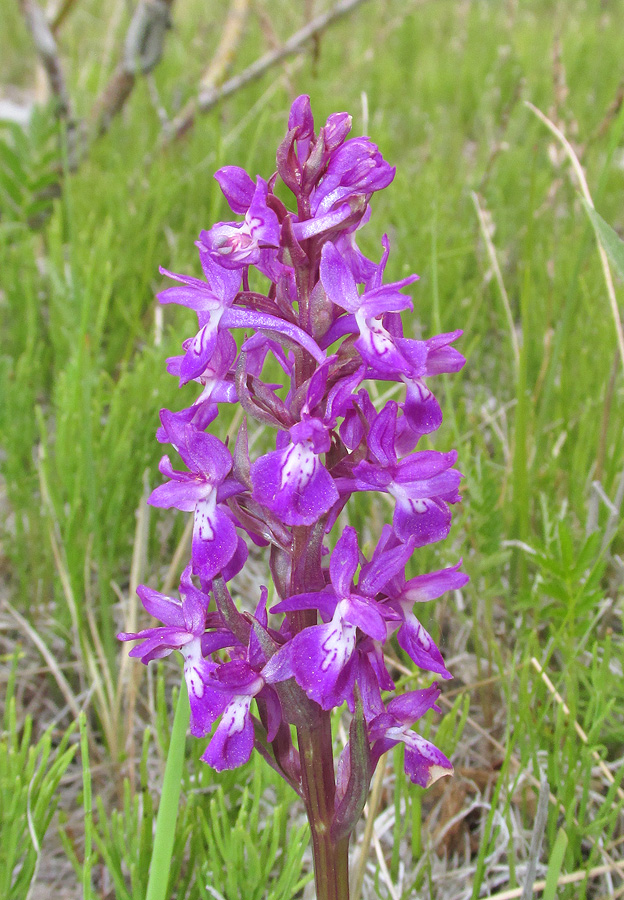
left=136, top=584, right=184, bottom=627
left=329, top=527, right=360, bottom=598
left=148, top=478, right=208, bottom=512
left=367, top=401, right=400, bottom=467
left=181, top=426, right=233, bottom=484
left=251, top=445, right=338, bottom=527
left=320, top=241, right=360, bottom=312
left=343, top=594, right=386, bottom=642
left=403, top=379, right=443, bottom=435
left=202, top=696, right=255, bottom=770
left=290, top=617, right=357, bottom=709
left=401, top=731, right=453, bottom=787
left=192, top=501, right=238, bottom=581
left=221, top=308, right=325, bottom=365
left=179, top=323, right=220, bottom=385
left=396, top=613, right=451, bottom=679
left=400, top=562, right=469, bottom=604
left=358, top=538, right=414, bottom=597
left=386, top=684, right=442, bottom=725
left=271, top=589, right=337, bottom=620
left=392, top=496, right=452, bottom=547
left=214, top=166, right=256, bottom=214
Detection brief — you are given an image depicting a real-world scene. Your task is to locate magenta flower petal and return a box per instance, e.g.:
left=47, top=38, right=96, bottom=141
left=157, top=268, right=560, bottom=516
left=136, top=585, right=184, bottom=627
left=251, top=444, right=338, bottom=527
left=192, top=501, right=239, bottom=581
left=214, top=165, right=256, bottom=214
left=392, top=496, right=453, bottom=546
left=148, top=477, right=208, bottom=512
left=329, top=527, right=360, bottom=598
left=201, top=695, right=255, bottom=770
left=290, top=615, right=357, bottom=709
left=396, top=613, right=451, bottom=679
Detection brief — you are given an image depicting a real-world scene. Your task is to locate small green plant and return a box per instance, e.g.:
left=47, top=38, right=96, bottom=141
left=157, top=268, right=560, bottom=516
left=0, top=659, right=77, bottom=900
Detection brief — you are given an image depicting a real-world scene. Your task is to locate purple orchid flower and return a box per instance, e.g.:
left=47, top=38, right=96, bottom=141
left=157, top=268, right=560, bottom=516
left=347, top=401, right=462, bottom=546
left=118, top=566, right=236, bottom=736
left=199, top=176, right=280, bottom=269
left=149, top=412, right=243, bottom=581
left=123, top=95, right=466, bottom=895
left=266, top=528, right=408, bottom=709
left=250, top=416, right=339, bottom=526
left=201, top=589, right=283, bottom=770
left=369, top=685, right=453, bottom=787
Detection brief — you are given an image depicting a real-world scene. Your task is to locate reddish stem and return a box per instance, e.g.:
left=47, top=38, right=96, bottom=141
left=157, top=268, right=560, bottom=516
left=298, top=714, right=350, bottom=900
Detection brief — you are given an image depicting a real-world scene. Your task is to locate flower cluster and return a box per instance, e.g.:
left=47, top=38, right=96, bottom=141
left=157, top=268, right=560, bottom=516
left=120, top=96, right=467, bottom=824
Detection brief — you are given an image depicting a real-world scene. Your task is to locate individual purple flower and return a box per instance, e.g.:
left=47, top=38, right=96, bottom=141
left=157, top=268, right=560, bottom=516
left=369, top=685, right=453, bottom=787
left=201, top=590, right=282, bottom=770
left=349, top=401, right=462, bottom=546
left=149, top=412, right=243, bottom=581
left=117, top=566, right=235, bottom=736
left=266, top=528, right=403, bottom=709
left=311, top=136, right=395, bottom=217
left=385, top=559, right=468, bottom=679
left=251, top=416, right=338, bottom=526
left=199, top=176, right=280, bottom=270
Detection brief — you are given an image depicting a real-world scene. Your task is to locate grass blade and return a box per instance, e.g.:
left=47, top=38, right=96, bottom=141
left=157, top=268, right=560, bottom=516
left=145, top=679, right=190, bottom=900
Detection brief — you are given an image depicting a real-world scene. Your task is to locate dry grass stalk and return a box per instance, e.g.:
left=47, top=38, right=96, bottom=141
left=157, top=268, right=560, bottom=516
left=5, top=602, right=80, bottom=723
left=168, top=0, right=252, bottom=141
left=471, top=190, right=520, bottom=378
left=351, top=755, right=388, bottom=900
left=482, top=862, right=622, bottom=900
left=531, top=656, right=624, bottom=803
left=167, top=0, right=372, bottom=141
left=525, top=100, right=624, bottom=372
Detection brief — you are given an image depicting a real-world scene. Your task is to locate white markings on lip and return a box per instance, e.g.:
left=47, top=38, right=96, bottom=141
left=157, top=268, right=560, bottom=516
left=320, top=603, right=356, bottom=672
left=280, top=442, right=316, bottom=489
left=195, top=491, right=217, bottom=540
left=183, top=638, right=206, bottom=698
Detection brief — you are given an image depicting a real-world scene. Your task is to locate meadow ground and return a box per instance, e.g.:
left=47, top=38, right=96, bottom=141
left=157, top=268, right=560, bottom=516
left=1, top=0, right=624, bottom=898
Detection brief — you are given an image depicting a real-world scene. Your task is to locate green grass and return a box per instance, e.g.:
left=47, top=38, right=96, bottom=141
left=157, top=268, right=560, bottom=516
left=1, top=0, right=624, bottom=897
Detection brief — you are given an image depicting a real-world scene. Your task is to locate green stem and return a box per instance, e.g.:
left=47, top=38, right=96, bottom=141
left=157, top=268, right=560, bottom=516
left=298, top=714, right=350, bottom=900
left=146, top=678, right=190, bottom=900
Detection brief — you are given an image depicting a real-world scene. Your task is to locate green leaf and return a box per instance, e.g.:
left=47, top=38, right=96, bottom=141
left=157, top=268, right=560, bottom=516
left=542, top=828, right=568, bottom=900
left=582, top=201, right=624, bottom=281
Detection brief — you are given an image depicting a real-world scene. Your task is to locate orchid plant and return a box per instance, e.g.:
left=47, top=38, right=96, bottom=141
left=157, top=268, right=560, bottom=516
left=120, top=95, right=467, bottom=899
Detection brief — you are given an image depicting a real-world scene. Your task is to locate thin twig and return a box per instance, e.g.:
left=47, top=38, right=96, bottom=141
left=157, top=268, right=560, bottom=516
left=531, top=656, right=624, bottom=803
left=166, top=0, right=372, bottom=141
left=19, top=0, right=73, bottom=120
left=525, top=100, right=624, bottom=371
left=520, top=775, right=550, bottom=900
left=50, top=0, right=80, bottom=33
left=482, top=863, right=621, bottom=900
left=90, top=0, right=176, bottom=139
left=167, top=0, right=251, bottom=141
left=351, top=755, right=387, bottom=900
left=471, top=190, right=520, bottom=378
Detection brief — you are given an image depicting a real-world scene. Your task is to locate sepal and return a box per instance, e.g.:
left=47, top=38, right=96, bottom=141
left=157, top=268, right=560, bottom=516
left=331, top=691, right=372, bottom=843
left=212, top=576, right=250, bottom=646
